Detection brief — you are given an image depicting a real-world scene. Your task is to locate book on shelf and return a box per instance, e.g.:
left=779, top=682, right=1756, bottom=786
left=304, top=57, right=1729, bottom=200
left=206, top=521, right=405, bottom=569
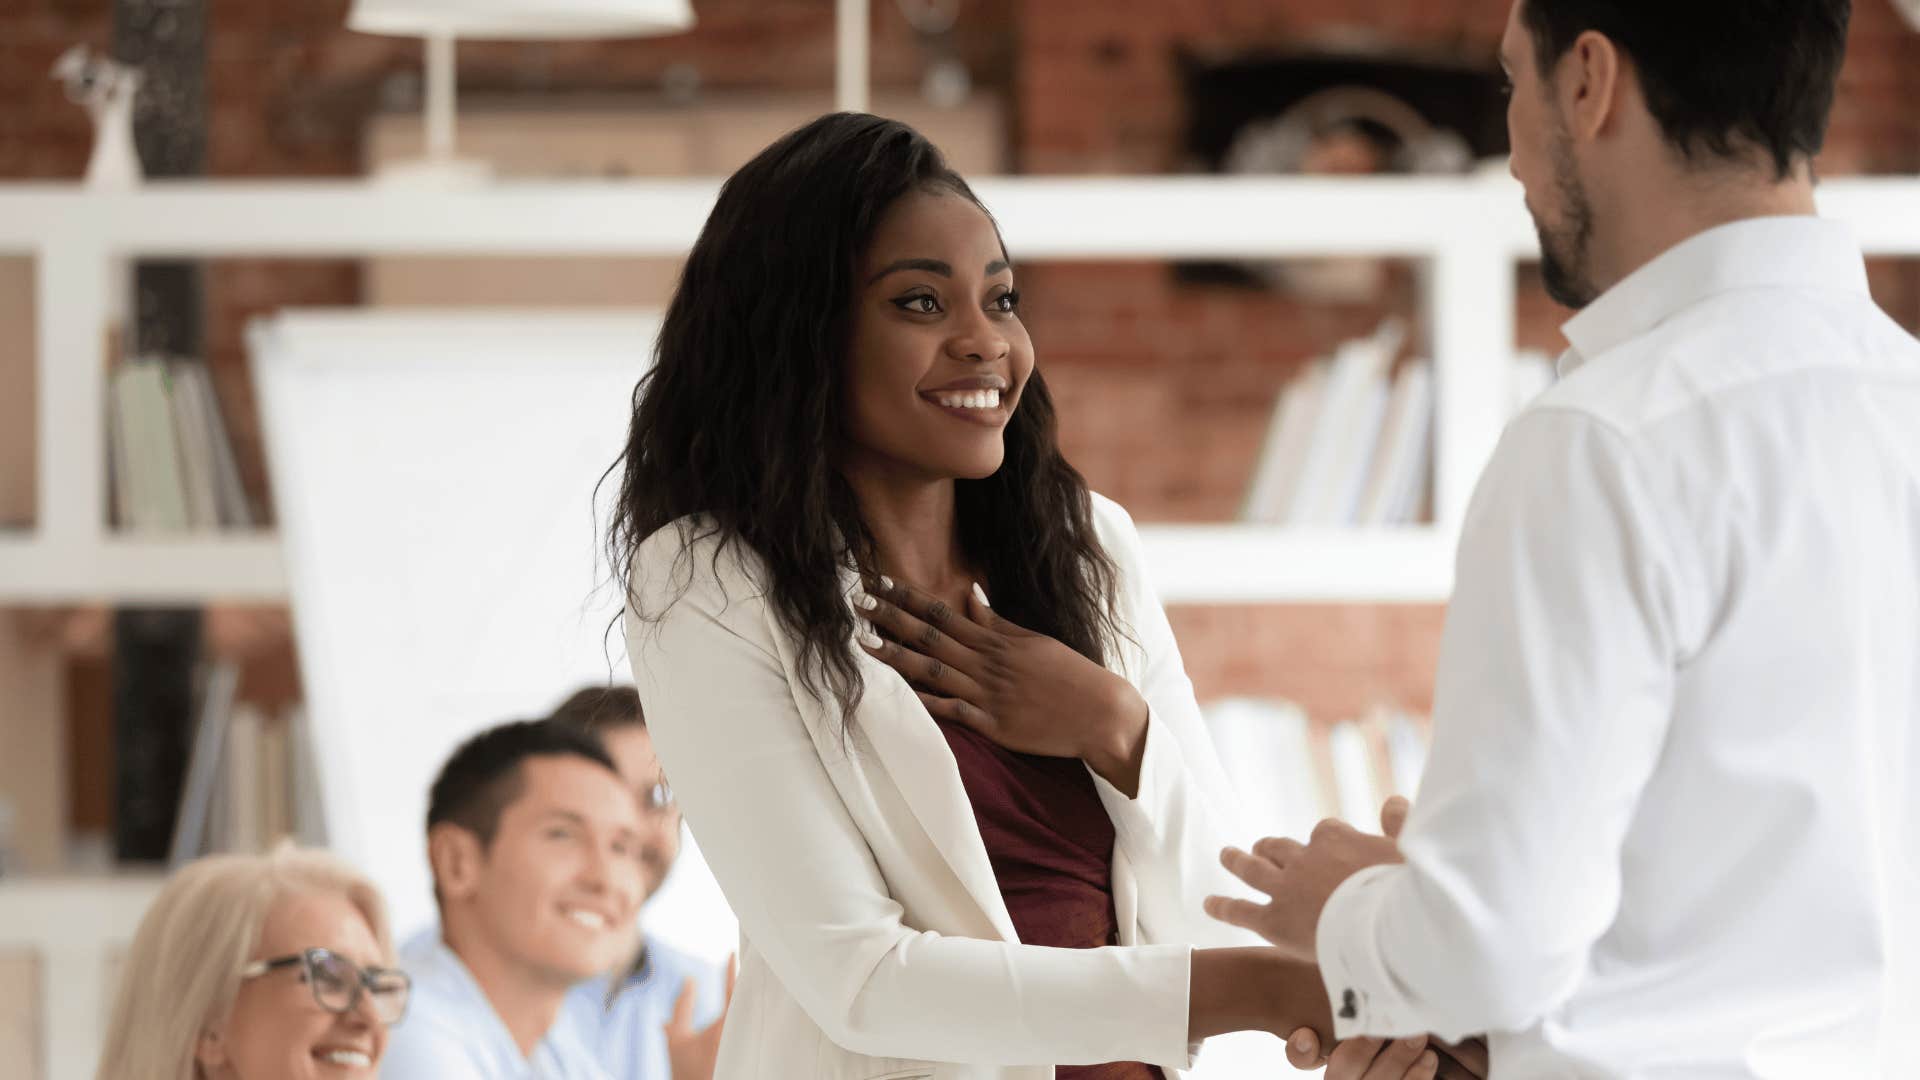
left=285, top=703, right=330, bottom=848
left=1241, top=320, right=1428, bottom=529
left=107, top=356, right=254, bottom=534
left=224, top=703, right=263, bottom=856
left=1382, top=710, right=1429, bottom=799
left=1356, top=359, right=1435, bottom=527
left=1204, top=698, right=1324, bottom=841
left=1284, top=321, right=1404, bottom=527
left=171, top=664, right=313, bottom=865
left=113, top=608, right=202, bottom=863
left=169, top=661, right=241, bottom=866
left=1326, top=719, right=1387, bottom=827
left=1241, top=360, right=1329, bottom=524
left=1242, top=339, right=1560, bottom=530
left=111, top=360, right=192, bottom=533
left=1204, top=697, right=1435, bottom=837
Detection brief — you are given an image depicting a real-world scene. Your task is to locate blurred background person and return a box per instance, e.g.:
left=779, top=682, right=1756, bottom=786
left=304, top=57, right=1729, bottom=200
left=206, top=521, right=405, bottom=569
left=549, top=685, right=732, bottom=1080
left=382, top=719, right=645, bottom=1080
left=94, top=844, right=407, bottom=1080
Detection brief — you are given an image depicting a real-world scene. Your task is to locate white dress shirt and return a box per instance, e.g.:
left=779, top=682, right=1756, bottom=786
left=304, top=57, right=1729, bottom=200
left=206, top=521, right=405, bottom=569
left=1315, top=216, right=1920, bottom=1078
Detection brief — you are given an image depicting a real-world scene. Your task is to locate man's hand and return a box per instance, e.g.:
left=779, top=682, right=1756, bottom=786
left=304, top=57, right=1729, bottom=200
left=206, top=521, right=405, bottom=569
left=1254, top=799, right=1491, bottom=1079
left=664, top=955, right=737, bottom=1080
left=1206, top=797, right=1407, bottom=958
left=1285, top=1031, right=1490, bottom=1080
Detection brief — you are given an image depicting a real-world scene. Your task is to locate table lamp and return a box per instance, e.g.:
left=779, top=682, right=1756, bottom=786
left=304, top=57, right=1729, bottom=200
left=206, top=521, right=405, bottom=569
left=346, top=0, right=694, bottom=183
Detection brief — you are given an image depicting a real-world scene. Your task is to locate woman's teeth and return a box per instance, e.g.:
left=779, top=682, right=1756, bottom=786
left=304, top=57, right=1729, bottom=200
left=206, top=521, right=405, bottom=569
left=318, top=1049, right=372, bottom=1068
left=932, top=389, right=1000, bottom=410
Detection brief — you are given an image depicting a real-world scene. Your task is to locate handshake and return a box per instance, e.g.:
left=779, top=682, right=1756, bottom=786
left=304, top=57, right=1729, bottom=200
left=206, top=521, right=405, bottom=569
left=1207, top=796, right=1489, bottom=1080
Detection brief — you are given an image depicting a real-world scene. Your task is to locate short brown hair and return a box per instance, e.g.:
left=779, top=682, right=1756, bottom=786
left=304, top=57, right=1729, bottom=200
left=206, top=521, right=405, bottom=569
left=547, top=684, right=644, bottom=736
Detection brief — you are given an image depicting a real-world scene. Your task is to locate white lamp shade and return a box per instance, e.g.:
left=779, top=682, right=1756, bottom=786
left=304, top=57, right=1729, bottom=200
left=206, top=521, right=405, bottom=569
left=347, top=0, right=693, bottom=40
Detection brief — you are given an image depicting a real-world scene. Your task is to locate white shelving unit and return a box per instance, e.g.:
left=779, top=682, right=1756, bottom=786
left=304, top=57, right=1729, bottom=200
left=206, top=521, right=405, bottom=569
left=0, top=875, right=164, bottom=1080
left=0, top=173, right=1509, bottom=605
left=4, top=174, right=1919, bottom=604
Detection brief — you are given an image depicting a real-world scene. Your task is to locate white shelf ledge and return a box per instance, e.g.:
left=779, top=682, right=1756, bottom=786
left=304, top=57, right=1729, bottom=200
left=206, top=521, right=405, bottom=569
left=1139, top=525, right=1456, bottom=605
left=0, top=534, right=287, bottom=603
left=0, top=527, right=1452, bottom=604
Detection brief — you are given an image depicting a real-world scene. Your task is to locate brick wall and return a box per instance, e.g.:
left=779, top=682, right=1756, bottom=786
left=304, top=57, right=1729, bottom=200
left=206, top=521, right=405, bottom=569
left=7, top=0, right=1920, bottom=722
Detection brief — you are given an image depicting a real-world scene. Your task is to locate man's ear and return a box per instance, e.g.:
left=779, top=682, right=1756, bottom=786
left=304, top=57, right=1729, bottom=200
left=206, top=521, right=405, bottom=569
left=428, top=823, right=485, bottom=903
left=1564, top=28, right=1624, bottom=143
left=195, top=1024, right=229, bottom=1073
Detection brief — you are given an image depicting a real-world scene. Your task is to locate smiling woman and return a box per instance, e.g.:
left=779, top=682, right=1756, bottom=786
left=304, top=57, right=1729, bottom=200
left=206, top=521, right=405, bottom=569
left=93, top=845, right=401, bottom=1080
left=605, top=114, right=1462, bottom=1080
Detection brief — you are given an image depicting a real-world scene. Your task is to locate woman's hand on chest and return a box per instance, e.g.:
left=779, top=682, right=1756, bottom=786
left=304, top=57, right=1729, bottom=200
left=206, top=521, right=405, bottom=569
left=854, top=577, right=1150, bottom=795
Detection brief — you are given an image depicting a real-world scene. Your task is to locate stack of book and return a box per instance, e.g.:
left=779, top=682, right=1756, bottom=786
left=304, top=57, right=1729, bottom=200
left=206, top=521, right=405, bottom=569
left=1242, top=338, right=1563, bottom=527
left=1242, top=321, right=1433, bottom=527
left=169, top=662, right=326, bottom=865
left=108, top=357, right=254, bottom=533
left=1205, top=698, right=1430, bottom=840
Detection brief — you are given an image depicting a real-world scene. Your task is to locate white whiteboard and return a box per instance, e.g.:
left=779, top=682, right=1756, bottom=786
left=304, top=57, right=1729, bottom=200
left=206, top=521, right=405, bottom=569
left=250, top=310, right=736, bottom=961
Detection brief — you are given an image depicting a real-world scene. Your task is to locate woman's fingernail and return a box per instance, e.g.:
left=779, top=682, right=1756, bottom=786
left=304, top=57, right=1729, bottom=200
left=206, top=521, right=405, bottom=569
left=971, top=582, right=990, bottom=607
left=1290, top=1032, right=1312, bottom=1053
left=878, top=575, right=894, bottom=592
left=1402, top=1037, right=1426, bottom=1050
left=857, top=622, right=881, bottom=648
left=853, top=591, right=878, bottom=611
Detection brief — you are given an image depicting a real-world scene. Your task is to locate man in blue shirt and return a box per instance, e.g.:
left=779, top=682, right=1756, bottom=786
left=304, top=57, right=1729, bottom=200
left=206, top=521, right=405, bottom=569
left=383, top=719, right=648, bottom=1079
left=549, top=687, right=730, bottom=1080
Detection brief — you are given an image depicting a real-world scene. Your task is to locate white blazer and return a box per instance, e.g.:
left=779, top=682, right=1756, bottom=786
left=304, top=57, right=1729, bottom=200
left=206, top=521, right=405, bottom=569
left=625, top=494, right=1258, bottom=1080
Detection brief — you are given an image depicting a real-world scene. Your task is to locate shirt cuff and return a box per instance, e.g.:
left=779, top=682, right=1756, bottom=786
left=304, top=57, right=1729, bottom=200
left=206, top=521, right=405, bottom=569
left=1088, top=706, right=1170, bottom=845
left=1316, top=862, right=1415, bottom=1040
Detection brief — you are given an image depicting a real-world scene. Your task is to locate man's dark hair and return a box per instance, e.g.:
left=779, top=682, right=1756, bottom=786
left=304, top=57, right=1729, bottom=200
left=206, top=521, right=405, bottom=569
left=547, top=685, right=645, bottom=737
left=426, top=718, right=620, bottom=848
left=1521, top=0, right=1851, bottom=178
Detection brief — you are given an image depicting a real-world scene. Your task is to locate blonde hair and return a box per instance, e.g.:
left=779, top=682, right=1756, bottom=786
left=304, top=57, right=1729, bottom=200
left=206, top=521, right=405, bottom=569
left=94, top=844, right=395, bottom=1080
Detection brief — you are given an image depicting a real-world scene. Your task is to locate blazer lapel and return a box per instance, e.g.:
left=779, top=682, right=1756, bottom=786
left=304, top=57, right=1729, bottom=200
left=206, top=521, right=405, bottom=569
left=853, top=664, right=1022, bottom=943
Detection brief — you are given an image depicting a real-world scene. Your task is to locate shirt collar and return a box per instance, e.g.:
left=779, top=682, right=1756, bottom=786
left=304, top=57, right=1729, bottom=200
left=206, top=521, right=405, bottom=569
left=1558, top=215, right=1869, bottom=377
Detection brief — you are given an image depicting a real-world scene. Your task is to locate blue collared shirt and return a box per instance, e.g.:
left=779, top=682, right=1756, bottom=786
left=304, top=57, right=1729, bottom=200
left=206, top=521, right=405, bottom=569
left=557, top=935, right=725, bottom=1080
left=382, top=930, right=612, bottom=1080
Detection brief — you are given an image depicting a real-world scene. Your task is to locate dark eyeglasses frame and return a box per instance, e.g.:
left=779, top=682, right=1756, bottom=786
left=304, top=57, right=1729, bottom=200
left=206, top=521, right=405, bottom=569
left=240, top=946, right=411, bottom=1024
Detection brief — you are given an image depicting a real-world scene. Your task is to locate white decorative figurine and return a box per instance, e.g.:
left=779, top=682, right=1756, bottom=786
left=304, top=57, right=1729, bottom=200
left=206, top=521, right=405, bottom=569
left=50, top=45, right=145, bottom=189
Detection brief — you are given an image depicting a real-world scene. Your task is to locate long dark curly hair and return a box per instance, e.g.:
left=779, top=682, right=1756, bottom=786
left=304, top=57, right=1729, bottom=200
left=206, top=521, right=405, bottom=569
left=608, top=112, right=1120, bottom=726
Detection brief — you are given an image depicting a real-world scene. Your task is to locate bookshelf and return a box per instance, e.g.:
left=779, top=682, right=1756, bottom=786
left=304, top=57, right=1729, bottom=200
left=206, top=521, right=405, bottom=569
left=5, top=175, right=1918, bottom=605
left=0, top=173, right=1516, bottom=608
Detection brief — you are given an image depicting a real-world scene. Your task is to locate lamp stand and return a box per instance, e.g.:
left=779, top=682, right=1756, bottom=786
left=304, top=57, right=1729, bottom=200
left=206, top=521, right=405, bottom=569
left=372, top=29, right=492, bottom=185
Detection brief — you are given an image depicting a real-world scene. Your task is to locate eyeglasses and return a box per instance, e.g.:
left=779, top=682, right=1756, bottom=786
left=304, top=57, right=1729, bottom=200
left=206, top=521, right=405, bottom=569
left=240, top=947, right=411, bottom=1024
left=639, top=780, right=677, bottom=818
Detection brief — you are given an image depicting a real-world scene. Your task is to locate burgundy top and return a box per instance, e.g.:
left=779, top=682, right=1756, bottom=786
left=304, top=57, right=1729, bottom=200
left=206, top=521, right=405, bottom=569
left=937, top=718, right=1166, bottom=1080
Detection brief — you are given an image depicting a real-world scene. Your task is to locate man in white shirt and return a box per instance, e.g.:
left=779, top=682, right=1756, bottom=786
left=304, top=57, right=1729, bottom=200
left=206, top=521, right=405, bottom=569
left=382, top=719, right=647, bottom=1079
left=1208, top=0, right=1920, bottom=1076
left=547, top=686, right=731, bottom=1080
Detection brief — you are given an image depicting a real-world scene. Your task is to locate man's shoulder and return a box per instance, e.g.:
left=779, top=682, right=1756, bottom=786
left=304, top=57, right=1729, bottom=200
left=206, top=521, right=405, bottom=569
left=1541, top=284, right=1907, bottom=437
left=380, top=1001, right=498, bottom=1079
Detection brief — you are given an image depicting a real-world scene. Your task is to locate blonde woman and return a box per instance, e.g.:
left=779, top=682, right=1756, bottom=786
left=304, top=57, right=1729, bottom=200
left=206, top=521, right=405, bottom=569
left=95, top=845, right=410, bottom=1080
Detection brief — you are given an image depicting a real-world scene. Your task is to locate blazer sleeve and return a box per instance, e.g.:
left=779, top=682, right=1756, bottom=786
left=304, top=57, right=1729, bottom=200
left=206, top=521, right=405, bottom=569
left=1084, top=495, right=1266, bottom=951
left=624, top=523, right=1195, bottom=1068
